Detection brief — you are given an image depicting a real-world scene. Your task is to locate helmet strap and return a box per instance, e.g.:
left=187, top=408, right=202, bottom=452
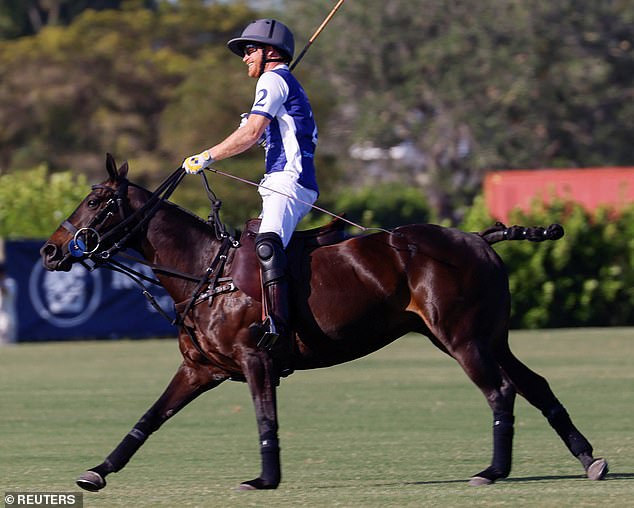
left=259, top=54, right=266, bottom=78
left=259, top=45, right=287, bottom=76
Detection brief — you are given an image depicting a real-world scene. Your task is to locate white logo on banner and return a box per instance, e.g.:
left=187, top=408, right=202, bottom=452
left=29, top=262, right=102, bottom=327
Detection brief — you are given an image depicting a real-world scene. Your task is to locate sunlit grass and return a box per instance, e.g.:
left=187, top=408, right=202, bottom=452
left=1, top=328, right=632, bottom=507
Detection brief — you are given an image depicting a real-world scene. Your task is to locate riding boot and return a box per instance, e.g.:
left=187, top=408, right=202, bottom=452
left=255, top=232, right=294, bottom=377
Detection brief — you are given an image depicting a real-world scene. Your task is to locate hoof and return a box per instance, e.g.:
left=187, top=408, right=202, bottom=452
left=469, top=476, right=494, bottom=486
left=587, top=458, right=609, bottom=480
left=237, top=477, right=278, bottom=491
left=76, top=470, right=106, bottom=492
left=469, top=466, right=505, bottom=486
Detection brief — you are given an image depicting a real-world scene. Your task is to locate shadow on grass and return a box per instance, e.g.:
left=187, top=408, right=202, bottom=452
left=397, top=472, right=634, bottom=486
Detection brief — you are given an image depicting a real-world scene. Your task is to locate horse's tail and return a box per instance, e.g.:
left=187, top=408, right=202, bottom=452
left=477, top=222, right=564, bottom=245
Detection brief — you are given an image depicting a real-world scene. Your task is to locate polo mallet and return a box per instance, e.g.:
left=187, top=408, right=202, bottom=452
left=290, top=0, right=345, bottom=71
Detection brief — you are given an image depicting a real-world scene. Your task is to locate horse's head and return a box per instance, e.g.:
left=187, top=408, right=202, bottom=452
left=40, top=153, right=132, bottom=272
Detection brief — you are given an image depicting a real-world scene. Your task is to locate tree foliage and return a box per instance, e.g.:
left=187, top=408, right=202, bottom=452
left=0, top=1, right=341, bottom=226
left=332, top=183, right=431, bottom=230
left=284, top=0, right=634, bottom=221
left=0, top=166, right=88, bottom=239
left=0, top=3, right=256, bottom=176
left=0, top=0, right=632, bottom=257
left=0, top=1, right=141, bottom=39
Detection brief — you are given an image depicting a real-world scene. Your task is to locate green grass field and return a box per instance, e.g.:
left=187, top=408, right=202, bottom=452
left=1, top=328, right=633, bottom=507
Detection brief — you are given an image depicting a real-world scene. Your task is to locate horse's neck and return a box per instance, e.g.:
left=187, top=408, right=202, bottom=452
left=129, top=188, right=221, bottom=292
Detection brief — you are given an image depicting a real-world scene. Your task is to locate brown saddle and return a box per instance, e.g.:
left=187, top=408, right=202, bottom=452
left=229, top=217, right=349, bottom=301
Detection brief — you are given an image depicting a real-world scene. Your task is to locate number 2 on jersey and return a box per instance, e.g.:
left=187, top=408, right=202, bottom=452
left=254, top=89, right=268, bottom=107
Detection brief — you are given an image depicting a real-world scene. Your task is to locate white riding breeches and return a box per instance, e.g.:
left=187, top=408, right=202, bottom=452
left=257, top=172, right=318, bottom=248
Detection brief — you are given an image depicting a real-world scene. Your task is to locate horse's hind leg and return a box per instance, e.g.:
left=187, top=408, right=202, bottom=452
left=76, top=361, right=227, bottom=491
left=496, top=344, right=608, bottom=480
left=451, top=343, right=518, bottom=485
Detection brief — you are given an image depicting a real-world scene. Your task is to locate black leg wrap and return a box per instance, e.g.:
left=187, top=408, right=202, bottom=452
left=543, top=403, right=593, bottom=458
left=471, top=412, right=514, bottom=484
left=103, top=427, right=149, bottom=473
left=259, top=437, right=281, bottom=486
left=89, top=462, right=113, bottom=479
left=491, top=412, right=514, bottom=476
left=239, top=436, right=281, bottom=489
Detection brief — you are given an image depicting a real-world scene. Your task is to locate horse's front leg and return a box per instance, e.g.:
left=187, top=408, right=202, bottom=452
left=238, top=350, right=281, bottom=490
left=76, top=360, right=227, bottom=491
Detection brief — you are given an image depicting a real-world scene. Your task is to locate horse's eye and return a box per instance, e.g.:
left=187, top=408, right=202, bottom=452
left=87, top=199, right=99, bottom=208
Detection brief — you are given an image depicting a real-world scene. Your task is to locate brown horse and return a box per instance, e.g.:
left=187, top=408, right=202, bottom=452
left=40, top=155, right=607, bottom=492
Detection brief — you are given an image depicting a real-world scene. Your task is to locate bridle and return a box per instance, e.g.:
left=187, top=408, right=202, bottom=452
left=59, top=166, right=238, bottom=279
left=61, top=168, right=183, bottom=266
left=57, top=167, right=240, bottom=363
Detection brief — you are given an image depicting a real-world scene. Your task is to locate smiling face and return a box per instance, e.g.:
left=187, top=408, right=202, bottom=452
left=242, top=44, right=264, bottom=78
left=242, top=44, right=287, bottom=78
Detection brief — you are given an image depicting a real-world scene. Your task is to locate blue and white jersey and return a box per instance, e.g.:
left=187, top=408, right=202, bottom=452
left=249, top=65, right=319, bottom=194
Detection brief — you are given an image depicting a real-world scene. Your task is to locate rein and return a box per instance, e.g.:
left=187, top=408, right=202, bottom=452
left=61, top=168, right=240, bottom=364
left=62, top=167, right=186, bottom=265
left=205, top=167, right=392, bottom=235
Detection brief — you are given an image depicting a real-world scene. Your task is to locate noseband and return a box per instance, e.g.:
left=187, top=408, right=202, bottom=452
left=62, top=179, right=130, bottom=260
left=61, top=169, right=184, bottom=264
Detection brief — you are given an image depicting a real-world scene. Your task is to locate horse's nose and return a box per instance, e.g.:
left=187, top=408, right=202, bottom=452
left=40, top=242, right=60, bottom=269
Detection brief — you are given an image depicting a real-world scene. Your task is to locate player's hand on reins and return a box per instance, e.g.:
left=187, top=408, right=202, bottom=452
left=182, top=149, right=214, bottom=174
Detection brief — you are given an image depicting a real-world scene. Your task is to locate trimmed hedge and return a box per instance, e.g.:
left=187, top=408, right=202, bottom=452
left=462, top=195, right=634, bottom=328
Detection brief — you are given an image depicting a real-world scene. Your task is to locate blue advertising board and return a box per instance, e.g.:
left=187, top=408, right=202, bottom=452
left=5, top=240, right=176, bottom=342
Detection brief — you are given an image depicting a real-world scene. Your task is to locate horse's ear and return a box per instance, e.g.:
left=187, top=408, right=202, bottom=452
left=118, top=161, right=129, bottom=180
left=106, top=153, right=117, bottom=181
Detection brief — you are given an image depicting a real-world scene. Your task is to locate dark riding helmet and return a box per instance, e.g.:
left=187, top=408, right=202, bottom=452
left=227, top=18, right=295, bottom=63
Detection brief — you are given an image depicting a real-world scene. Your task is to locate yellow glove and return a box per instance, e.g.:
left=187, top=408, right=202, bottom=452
left=182, top=150, right=214, bottom=174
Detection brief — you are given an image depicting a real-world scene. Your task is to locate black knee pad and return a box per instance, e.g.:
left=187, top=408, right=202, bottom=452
left=255, top=232, right=287, bottom=285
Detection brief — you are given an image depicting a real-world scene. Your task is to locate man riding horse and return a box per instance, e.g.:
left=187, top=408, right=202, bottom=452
left=181, top=19, right=319, bottom=377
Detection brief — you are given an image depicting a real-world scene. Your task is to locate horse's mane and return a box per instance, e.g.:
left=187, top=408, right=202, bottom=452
left=127, top=179, right=219, bottom=230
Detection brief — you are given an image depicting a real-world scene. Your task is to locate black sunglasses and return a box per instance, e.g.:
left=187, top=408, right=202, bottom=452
left=243, top=44, right=262, bottom=56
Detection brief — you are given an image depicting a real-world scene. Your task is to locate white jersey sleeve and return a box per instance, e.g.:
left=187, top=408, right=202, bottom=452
left=250, top=71, right=289, bottom=120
